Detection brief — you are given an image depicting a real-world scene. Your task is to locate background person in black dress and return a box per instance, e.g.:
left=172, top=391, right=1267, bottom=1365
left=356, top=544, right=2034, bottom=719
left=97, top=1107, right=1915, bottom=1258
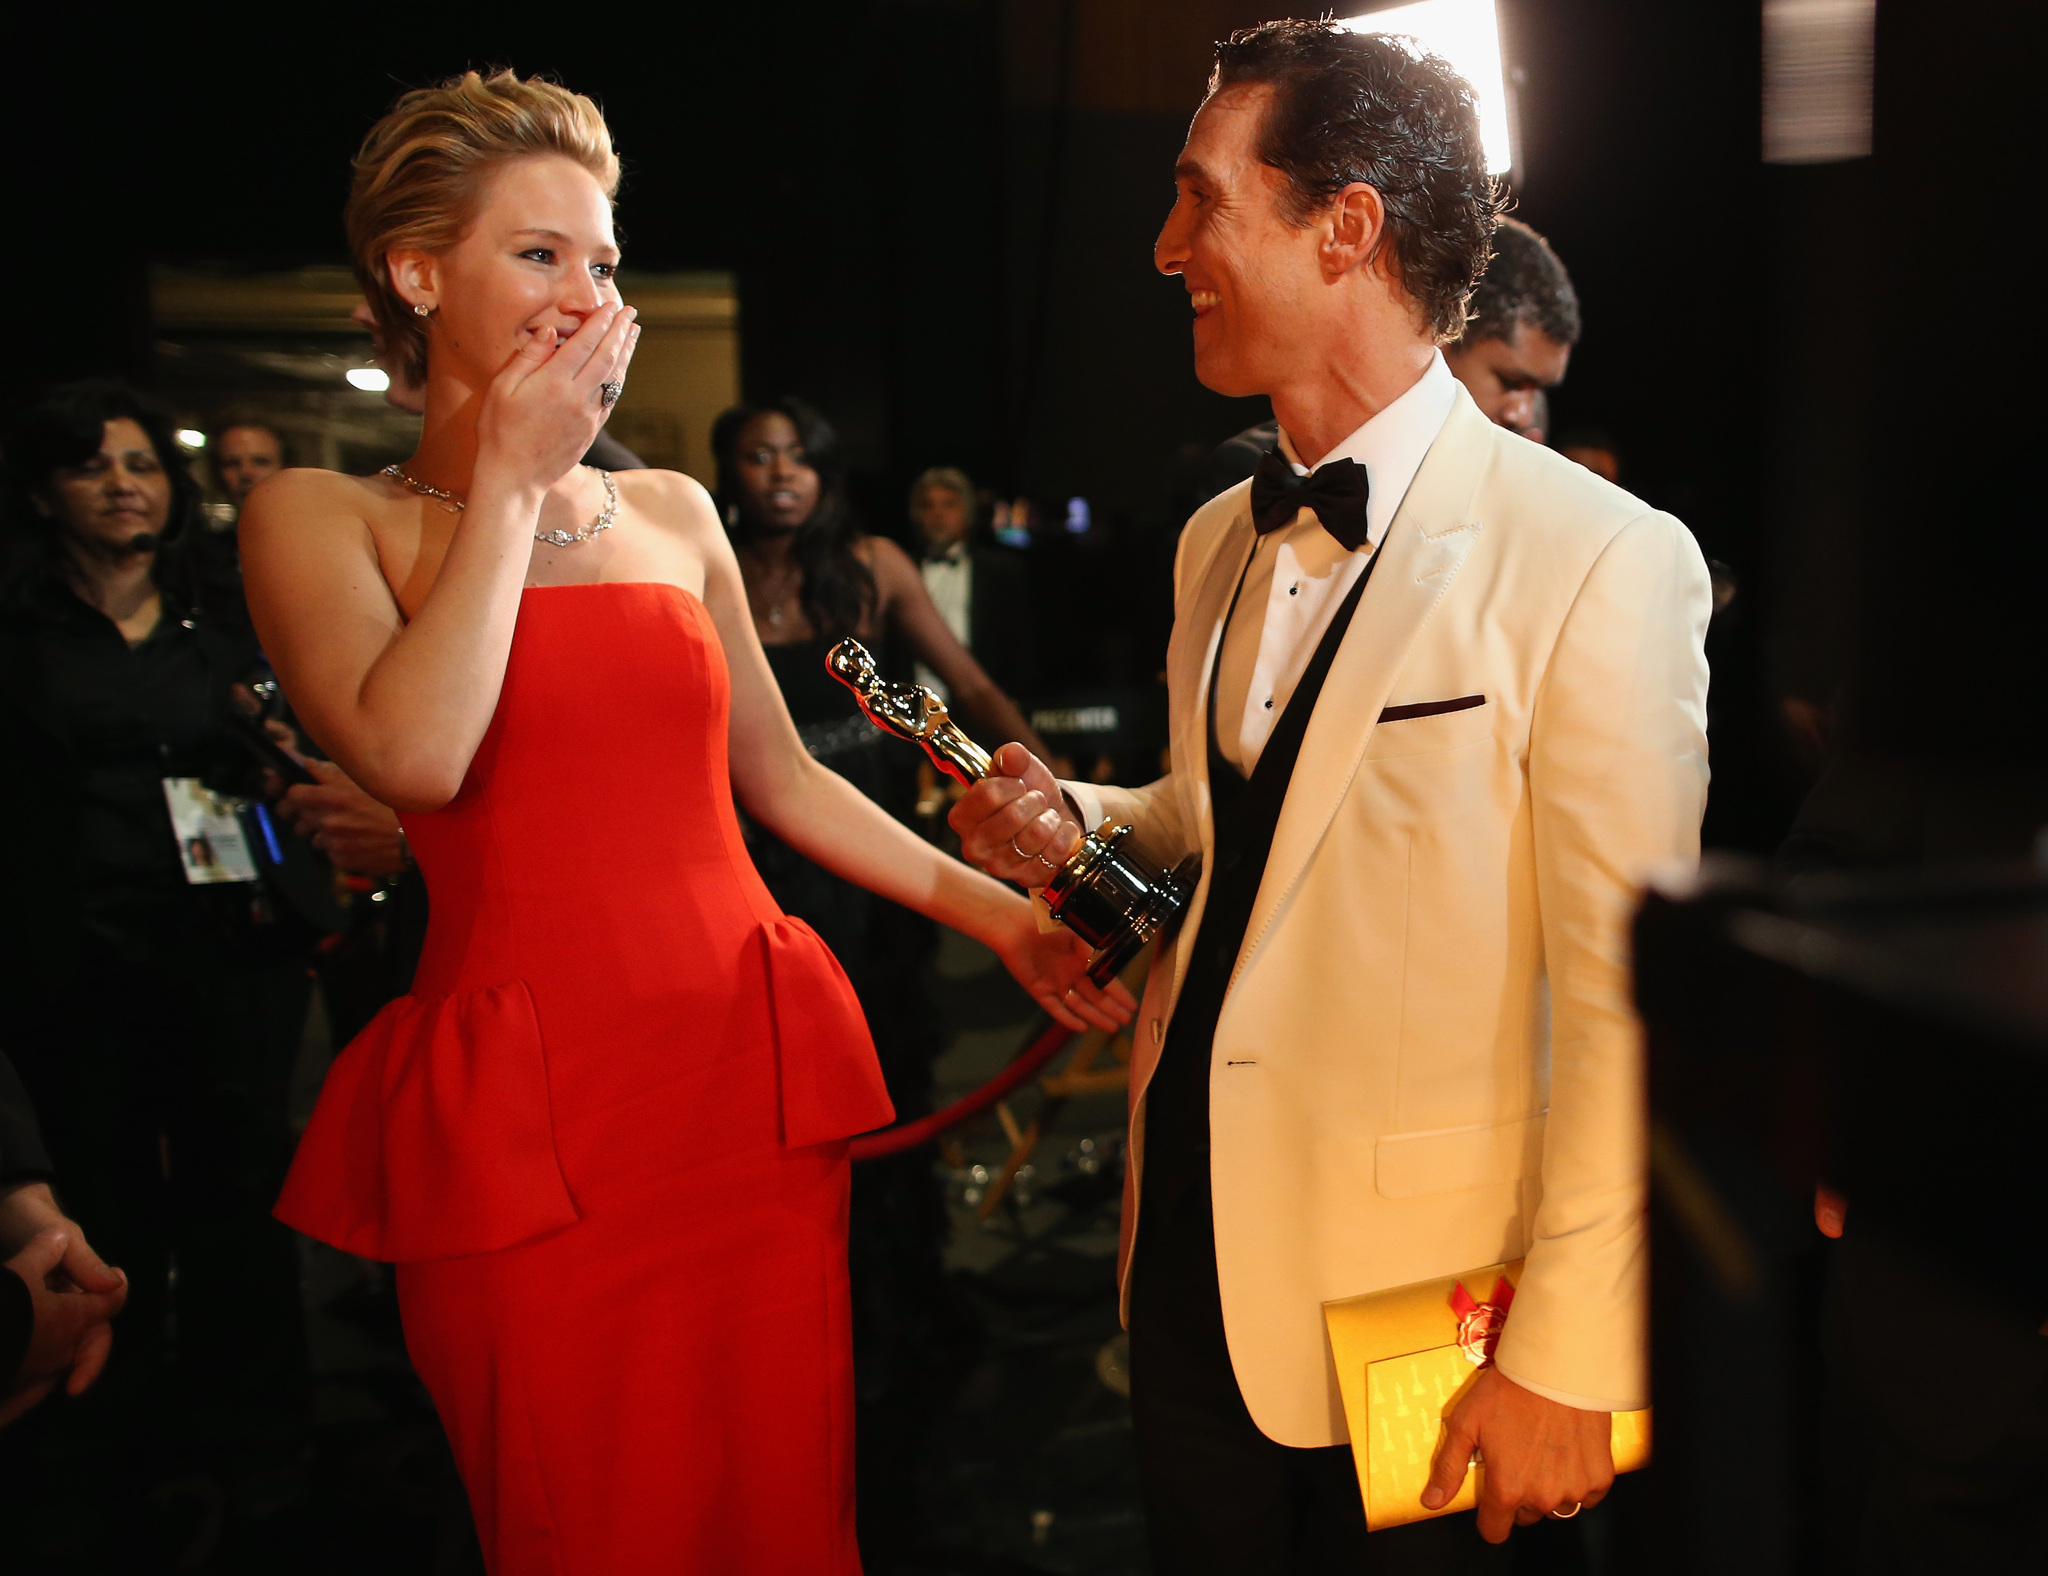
left=0, top=379, right=330, bottom=1556
left=713, top=395, right=1054, bottom=1568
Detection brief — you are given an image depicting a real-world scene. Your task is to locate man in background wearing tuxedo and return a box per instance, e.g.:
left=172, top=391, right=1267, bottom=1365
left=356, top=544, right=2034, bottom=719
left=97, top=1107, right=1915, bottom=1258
left=951, top=20, right=1709, bottom=1570
left=908, top=466, right=1039, bottom=704
left=1441, top=217, right=1580, bottom=436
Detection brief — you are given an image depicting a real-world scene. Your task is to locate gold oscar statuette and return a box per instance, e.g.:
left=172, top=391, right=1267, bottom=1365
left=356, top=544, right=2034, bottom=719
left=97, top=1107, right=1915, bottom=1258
left=825, top=639, right=1195, bottom=985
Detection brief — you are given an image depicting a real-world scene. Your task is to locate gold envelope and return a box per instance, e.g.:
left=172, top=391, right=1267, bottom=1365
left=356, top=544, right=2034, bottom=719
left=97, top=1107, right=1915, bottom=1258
left=1323, top=1260, right=1651, bottom=1531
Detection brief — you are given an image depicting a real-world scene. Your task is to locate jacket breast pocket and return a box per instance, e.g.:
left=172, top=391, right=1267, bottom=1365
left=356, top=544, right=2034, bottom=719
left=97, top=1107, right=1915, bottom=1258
left=1364, top=696, right=1493, bottom=760
left=1375, top=1114, right=1546, bottom=1199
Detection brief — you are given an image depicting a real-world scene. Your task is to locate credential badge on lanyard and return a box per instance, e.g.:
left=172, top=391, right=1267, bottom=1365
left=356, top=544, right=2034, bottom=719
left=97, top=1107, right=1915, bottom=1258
left=161, top=778, right=260, bottom=884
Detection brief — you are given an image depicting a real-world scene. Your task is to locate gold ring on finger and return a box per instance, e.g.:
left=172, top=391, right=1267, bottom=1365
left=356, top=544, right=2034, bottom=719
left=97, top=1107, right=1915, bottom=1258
left=1548, top=1502, right=1582, bottom=1520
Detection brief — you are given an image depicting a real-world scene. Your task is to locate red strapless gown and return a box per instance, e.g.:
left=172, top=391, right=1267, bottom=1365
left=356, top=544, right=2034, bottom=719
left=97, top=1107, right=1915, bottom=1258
left=276, top=583, right=893, bottom=1574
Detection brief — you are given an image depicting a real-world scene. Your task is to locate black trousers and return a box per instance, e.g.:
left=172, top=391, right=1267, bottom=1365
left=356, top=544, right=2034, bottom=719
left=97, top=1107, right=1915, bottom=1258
left=1129, top=1172, right=1509, bottom=1575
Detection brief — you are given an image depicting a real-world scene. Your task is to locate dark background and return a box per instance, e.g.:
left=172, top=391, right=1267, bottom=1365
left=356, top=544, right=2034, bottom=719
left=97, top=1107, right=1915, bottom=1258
left=7, top=0, right=1858, bottom=851
left=7, top=1, right=1765, bottom=509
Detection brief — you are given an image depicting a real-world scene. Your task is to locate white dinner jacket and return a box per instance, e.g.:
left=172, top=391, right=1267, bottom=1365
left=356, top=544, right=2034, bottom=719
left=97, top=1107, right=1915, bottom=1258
left=1085, top=385, right=1711, bottom=1448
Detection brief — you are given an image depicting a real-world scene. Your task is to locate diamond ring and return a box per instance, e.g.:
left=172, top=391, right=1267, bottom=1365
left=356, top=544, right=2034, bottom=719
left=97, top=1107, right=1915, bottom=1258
left=599, top=380, right=624, bottom=410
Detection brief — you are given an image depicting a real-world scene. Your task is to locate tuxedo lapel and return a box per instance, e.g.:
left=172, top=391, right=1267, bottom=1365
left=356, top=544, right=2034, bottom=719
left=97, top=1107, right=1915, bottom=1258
left=1160, top=502, right=1256, bottom=1010
left=1233, top=395, right=1492, bottom=982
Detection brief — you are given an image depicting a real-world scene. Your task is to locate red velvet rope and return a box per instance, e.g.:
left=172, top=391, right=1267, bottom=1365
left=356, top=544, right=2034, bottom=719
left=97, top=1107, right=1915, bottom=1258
left=848, top=1018, right=1073, bottom=1161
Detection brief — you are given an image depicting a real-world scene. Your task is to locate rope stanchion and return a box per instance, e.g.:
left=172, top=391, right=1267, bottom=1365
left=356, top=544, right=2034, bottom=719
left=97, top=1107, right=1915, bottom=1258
left=849, top=1017, right=1074, bottom=1162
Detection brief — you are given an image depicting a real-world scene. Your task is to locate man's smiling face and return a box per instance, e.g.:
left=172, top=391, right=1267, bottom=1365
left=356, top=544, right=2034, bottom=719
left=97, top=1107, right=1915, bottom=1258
left=1154, top=84, right=1332, bottom=399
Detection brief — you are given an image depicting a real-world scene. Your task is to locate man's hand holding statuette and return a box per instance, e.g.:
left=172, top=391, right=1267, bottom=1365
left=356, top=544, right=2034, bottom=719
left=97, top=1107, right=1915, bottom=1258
left=949, top=743, right=1085, bottom=887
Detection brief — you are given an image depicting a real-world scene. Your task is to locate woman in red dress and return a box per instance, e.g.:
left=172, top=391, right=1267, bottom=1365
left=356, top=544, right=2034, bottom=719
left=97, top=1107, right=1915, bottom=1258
left=240, top=71, right=1128, bottom=1574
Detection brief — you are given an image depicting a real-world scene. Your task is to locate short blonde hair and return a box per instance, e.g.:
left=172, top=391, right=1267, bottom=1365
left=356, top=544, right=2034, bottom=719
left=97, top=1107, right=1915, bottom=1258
left=347, top=70, right=620, bottom=387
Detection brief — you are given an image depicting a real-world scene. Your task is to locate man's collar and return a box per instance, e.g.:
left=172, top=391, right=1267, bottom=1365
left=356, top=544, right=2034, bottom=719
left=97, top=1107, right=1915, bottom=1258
left=1275, top=352, right=1456, bottom=476
left=1272, top=353, right=1459, bottom=549
left=924, top=541, right=968, bottom=566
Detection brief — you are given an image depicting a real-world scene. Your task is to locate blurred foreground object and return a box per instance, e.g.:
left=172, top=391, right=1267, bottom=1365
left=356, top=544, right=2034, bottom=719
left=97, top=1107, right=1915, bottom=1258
left=1636, top=864, right=2048, bottom=1572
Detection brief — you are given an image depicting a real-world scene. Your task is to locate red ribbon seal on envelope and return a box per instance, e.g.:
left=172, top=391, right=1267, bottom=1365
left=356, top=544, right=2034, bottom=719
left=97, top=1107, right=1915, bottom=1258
left=1450, top=1277, right=1516, bottom=1367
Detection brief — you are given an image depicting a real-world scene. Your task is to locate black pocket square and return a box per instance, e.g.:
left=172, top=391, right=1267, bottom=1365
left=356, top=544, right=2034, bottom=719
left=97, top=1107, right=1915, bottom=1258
left=1378, top=695, right=1487, bottom=722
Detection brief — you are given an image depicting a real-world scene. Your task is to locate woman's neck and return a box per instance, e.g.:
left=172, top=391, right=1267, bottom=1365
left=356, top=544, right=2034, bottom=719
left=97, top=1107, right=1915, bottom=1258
left=402, top=374, right=488, bottom=494
left=732, top=520, right=800, bottom=571
left=65, top=541, right=160, bottom=632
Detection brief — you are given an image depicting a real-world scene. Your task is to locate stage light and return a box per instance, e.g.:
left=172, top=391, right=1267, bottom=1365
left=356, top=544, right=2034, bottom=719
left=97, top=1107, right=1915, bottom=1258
left=177, top=428, right=206, bottom=449
left=1340, top=0, right=1514, bottom=175
left=346, top=367, right=391, bottom=392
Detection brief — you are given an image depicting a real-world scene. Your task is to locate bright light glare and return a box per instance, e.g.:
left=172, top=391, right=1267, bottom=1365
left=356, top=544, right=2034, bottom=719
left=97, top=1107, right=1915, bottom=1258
left=1341, top=0, right=1513, bottom=175
left=176, top=428, right=206, bottom=449
left=346, top=367, right=391, bottom=392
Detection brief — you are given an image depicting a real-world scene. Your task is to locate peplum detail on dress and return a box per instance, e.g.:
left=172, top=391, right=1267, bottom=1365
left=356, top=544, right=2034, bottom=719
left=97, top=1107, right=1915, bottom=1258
left=276, top=980, right=579, bottom=1263
left=763, top=915, right=895, bottom=1148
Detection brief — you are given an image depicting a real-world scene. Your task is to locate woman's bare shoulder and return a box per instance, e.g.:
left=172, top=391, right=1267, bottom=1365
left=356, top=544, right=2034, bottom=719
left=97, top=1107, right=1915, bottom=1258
left=613, top=466, right=723, bottom=548
left=612, top=464, right=712, bottom=506
left=858, top=532, right=920, bottom=590
left=238, top=467, right=386, bottom=544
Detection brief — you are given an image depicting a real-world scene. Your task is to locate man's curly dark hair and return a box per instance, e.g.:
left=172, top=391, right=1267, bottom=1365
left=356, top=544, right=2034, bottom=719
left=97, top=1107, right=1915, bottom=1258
left=1210, top=19, right=1503, bottom=343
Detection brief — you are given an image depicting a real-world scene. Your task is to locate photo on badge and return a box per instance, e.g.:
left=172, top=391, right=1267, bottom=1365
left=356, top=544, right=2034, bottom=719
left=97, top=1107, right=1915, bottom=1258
left=161, top=777, right=261, bottom=884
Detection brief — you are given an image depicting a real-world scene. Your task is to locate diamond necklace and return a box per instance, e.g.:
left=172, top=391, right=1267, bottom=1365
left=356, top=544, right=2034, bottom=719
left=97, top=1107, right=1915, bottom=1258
left=381, top=464, right=617, bottom=547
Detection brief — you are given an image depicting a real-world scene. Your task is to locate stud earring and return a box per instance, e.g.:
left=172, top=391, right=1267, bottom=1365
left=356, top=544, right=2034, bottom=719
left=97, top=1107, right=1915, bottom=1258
left=414, top=303, right=433, bottom=318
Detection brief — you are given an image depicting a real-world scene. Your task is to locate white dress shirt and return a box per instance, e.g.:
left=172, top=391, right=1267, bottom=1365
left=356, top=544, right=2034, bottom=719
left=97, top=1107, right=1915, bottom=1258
left=916, top=543, right=972, bottom=699
left=1214, top=352, right=1458, bottom=777
left=1063, top=353, right=1457, bottom=834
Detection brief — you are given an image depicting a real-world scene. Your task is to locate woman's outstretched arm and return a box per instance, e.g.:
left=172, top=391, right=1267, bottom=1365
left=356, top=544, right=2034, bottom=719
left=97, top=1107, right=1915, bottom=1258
left=239, top=306, right=637, bottom=810
left=700, top=509, right=1131, bottom=1033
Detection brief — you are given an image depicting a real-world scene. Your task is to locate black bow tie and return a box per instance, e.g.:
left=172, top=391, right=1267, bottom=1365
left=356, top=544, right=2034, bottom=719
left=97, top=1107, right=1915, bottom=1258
left=1250, top=449, right=1372, bottom=551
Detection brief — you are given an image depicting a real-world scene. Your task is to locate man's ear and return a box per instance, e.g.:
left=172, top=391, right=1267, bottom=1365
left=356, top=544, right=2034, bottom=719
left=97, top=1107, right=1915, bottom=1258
left=1322, top=181, right=1389, bottom=280
left=386, top=249, right=441, bottom=314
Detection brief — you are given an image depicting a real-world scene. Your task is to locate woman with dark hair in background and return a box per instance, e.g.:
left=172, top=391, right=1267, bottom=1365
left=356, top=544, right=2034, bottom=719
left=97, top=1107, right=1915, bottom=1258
left=713, top=396, right=1056, bottom=1561
left=713, top=396, right=1054, bottom=914
left=0, top=379, right=326, bottom=1560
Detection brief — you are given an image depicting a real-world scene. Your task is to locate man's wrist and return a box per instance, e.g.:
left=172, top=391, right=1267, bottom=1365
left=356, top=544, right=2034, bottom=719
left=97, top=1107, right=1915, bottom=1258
left=1492, top=1361, right=1631, bottom=1414
left=1060, top=781, right=1103, bottom=835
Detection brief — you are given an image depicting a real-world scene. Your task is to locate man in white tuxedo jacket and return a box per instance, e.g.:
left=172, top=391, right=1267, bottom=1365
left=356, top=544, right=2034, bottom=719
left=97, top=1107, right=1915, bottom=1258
left=953, top=20, right=1710, bottom=1571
